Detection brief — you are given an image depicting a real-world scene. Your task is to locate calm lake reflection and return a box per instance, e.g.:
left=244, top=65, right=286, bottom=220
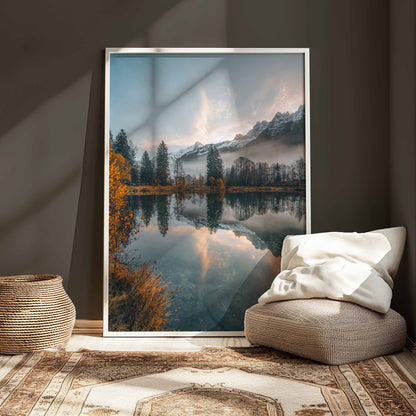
left=125, top=192, right=305, bottom=332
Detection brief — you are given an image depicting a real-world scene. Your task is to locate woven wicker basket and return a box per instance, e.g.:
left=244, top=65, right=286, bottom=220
left=0, top=274, right=75, bottom=354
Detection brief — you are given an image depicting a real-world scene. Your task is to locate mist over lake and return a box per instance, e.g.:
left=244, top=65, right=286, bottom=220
left=180, top=142, right=305, bottom=177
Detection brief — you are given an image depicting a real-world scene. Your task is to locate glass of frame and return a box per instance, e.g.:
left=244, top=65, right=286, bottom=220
left=104, top=48, right=310, bottom=337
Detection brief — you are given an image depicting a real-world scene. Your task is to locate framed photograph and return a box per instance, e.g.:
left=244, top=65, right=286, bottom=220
left=104, top=48, right=310, bottom=336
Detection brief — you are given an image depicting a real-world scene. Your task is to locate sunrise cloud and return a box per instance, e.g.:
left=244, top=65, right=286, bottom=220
left=111, top=53, right=304, bottom=154
left=193, top=88, right=210, bottom=142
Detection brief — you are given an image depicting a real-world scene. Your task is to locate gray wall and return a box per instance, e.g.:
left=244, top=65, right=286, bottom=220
left=390, top=0, right=416, bottom=341
left=0, top=0, right=393, bottom=320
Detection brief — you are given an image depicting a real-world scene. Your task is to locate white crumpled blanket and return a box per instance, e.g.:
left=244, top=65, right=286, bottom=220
left=258, top=227, right=406, bottom=313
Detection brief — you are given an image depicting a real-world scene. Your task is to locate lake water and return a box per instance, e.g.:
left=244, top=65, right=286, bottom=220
left=125, top=191, right=305, bottom=332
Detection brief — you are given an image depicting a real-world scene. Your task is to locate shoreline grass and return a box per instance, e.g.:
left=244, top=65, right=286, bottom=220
left=128, top=184, right=305, bottom=196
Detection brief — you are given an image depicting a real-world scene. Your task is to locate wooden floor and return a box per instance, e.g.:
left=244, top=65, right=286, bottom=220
left=391, top=348, right=416, bottom=382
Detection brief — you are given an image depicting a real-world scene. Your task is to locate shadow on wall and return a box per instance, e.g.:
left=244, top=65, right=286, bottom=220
left=0, top=74, right=90, bottom=283
left=0, top=0, right=228, bottom=319
left=0, top=0, right=392, bottom=322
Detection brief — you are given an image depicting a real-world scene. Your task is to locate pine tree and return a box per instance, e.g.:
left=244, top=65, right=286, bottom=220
left=206, top=145, right=223, bottom=185
left=151, top=156, right=157, bottom=185
left=206, top=145, right=215, bottom=185
left=113, top=129, right=135, bottom=166
left=156, top=140, right=170, bottom=186
left=130, top=167, right=139, bottom=185
left=214, top=146, right=224, bottom=180
left=140, top=151, right=153, bottom=185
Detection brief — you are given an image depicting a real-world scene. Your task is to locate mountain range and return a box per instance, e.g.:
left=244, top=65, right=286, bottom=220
left=172, top=105, right=305, bottom=162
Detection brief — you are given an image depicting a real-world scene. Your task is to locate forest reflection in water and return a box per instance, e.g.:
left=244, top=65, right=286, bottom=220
left=129, top=191, right=305, bottom=255
left=125, top=191, right=305, bottom=331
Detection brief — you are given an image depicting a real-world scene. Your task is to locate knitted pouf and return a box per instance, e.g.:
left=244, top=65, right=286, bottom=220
left=0, top=275, right=75, bottom=354
left=245, top=299, right=406, bottom=365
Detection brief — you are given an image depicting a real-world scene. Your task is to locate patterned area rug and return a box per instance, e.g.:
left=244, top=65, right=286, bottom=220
left=0, top=347, right=415, bottom=416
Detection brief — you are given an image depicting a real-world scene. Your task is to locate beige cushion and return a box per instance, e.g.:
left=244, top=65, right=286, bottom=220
left=244, top=299, right=406, bottom=365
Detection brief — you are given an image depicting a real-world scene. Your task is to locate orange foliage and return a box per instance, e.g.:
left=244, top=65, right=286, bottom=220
left=109, top=262, right=175, bottom=331
left=215, top=178, right=225, bottom=190
left=109, top=150, right=137, bottom=265
left=176, top=177, right=186, bottom=194
left=109, top=148, right=173, bottom=331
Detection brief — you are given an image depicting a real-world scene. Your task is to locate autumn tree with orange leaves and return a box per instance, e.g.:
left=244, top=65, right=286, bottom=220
left=109, top=150, right=136, bottom=269
left=109, top=147, right=173, bottom=331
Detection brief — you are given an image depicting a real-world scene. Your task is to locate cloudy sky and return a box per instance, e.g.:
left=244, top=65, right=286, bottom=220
left=110, top=53, right=304, bottom=155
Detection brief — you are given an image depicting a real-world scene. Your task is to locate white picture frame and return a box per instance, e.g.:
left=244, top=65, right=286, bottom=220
left=104, top=48, right=311, bottom=337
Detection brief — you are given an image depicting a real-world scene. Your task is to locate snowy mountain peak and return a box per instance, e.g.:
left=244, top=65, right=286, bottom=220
left=270, top=105, right=304, bottom=124
left=247, top=120, right=269, bottom=138
left=260, top=105, right=305, bottom=139
left=253, top=120, right=269, bottom=132
left=172, top=106, right=304, bottom=160
left=232, top=120, right=268, bottom=142
left=171, top=141, right=205, bottom=160
left=292, top=104, right=305, bottom=121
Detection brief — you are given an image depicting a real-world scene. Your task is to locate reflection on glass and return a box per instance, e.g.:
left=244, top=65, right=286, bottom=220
left=123, top=191, right=305, bottom=331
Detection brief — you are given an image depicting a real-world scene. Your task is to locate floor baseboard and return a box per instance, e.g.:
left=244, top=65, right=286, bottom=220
left=73, top=319, right=103, bottom=335
left=407, top=336, right=416, bottom=353
left=74, top=321, right=416, bottom=354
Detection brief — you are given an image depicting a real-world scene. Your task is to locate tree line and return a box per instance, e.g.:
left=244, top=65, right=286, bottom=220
left=138, top=142, right=224, bottom=187
left=225, top=156, right=305, bottom=187
left=111, top=129, right=305, bottom=188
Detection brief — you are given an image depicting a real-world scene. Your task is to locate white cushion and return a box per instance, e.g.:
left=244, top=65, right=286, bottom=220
left=370, top=226, right=406, bottom=279
left=258, top=227, right=406, bottom=313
